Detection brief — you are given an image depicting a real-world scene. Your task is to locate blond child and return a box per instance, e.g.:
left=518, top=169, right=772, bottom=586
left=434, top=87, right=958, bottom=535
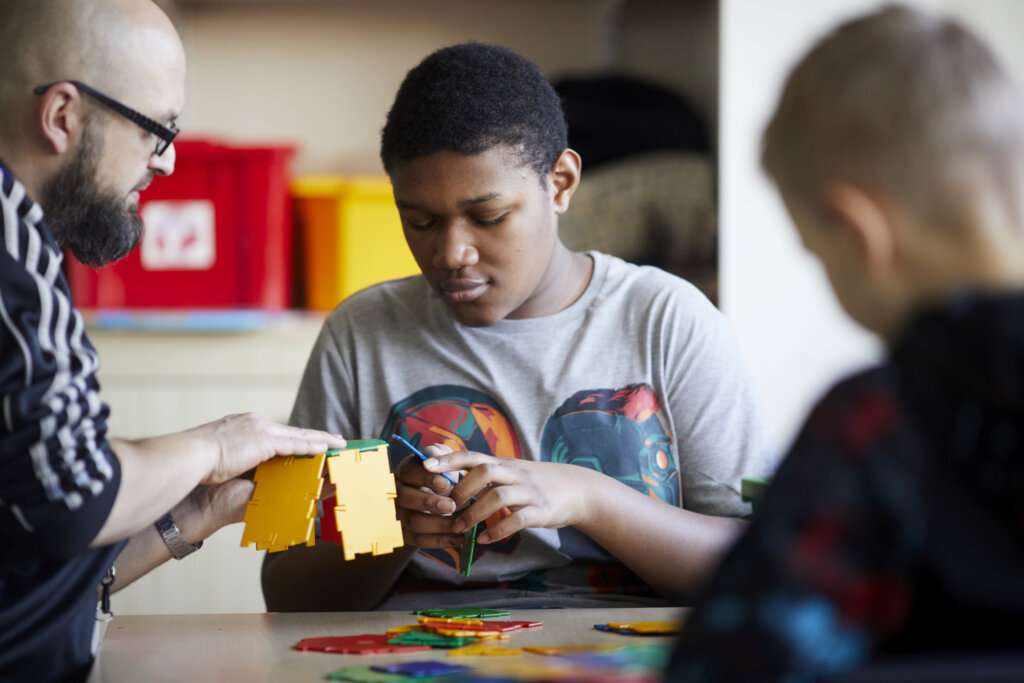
left=669, top=6, right=1024, bottom=680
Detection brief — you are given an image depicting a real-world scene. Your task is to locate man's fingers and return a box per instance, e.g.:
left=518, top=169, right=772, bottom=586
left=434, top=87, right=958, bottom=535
left=270, top=423, right=347, bottom=454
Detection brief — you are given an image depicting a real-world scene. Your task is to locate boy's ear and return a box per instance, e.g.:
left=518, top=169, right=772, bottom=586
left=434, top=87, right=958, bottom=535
left=822, top=181, right=897, bottom=271
left=550, top=148, right=581, bottom=215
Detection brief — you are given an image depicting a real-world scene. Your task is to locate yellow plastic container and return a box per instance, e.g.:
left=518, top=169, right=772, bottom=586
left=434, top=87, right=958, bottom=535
left=292, top=175, right=420, bottom=311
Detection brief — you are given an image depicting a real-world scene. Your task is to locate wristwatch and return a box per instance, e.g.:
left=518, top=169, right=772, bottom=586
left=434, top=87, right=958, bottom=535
left=155, top=512, right=203, bottom=559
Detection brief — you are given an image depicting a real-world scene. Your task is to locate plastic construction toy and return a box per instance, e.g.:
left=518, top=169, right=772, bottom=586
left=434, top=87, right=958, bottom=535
left=741, top=476, right=772, bottom=515
left=522, top=644, right=624, bottom=656
left=372, top=661, right=470, bottom=677
left=413, top=607, right=511, bottom=619
left=239, top=453, right=324, bottom=552
left=241, top=439, right=404, bottom=560
left=387, top=630, right=478, bottom=648
left=459, top=521, right=478, bottom=577
left=293, top=634, right=430, bottom=654
left=419, top=620, right=541, bottom=634
left=326, top=665, right=410, bottom=682
left=447, top=643, right=523, bottom=657
left=326, top=440, right=404, bottom=560
left=433, top=628, right=508, bottom=640
left=593, top=621, right=683, bottom=635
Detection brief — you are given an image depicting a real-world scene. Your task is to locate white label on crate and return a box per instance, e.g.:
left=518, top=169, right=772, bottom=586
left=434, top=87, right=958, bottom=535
left=140, top=200, right=216, bottom=270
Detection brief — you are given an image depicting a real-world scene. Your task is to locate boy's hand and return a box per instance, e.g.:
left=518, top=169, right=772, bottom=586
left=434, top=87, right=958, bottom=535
left=394, top=444, right=466, bottom=548
left=421, top=451, right=593, bottom=544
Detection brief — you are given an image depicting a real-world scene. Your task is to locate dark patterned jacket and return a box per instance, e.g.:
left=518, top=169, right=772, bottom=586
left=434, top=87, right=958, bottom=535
left=668, top=292, right=1024, bottom=681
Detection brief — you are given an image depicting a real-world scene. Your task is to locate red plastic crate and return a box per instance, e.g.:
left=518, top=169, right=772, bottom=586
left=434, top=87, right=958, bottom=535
left=66, top=139, right=296, bottom=310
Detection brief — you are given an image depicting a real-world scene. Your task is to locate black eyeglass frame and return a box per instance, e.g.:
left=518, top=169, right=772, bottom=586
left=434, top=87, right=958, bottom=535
left=33, top=80, right=178, bottom=156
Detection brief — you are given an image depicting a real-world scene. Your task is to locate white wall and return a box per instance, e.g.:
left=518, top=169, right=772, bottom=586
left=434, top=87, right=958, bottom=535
left=720, top=0, right=1024, bottom=452
left=170, top=0, right=720, bottom=176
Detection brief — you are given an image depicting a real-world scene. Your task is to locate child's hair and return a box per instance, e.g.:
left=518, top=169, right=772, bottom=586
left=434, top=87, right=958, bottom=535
left=762, top=4, right=1024, bottom=228
left=380, top=41, right=568, bottom=181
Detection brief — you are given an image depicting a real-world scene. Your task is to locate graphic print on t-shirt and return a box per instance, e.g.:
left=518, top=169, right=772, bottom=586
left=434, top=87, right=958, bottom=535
left=540, top=384, right=678, bottom=567
left=540, top=384, right=678, bottom=504
left=381, top=385, right=524, bottom=571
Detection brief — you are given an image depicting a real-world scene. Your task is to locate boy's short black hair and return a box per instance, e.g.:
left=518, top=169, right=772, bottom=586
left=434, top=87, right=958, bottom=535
left=380, top=41, right=568, bottom=180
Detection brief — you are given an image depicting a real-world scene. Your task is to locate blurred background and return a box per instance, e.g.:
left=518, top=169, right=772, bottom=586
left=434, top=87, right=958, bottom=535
left=89, top=0, right=1024, bottom=614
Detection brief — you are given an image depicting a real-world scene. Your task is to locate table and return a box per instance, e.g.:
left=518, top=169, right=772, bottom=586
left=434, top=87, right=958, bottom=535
left=86, top=606, right=685, bottom=682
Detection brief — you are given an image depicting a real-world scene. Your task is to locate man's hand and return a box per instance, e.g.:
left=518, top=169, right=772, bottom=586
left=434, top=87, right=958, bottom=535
left=180, top=479, right=256, bottom=540
left=184, top=413, right=347, bottom=485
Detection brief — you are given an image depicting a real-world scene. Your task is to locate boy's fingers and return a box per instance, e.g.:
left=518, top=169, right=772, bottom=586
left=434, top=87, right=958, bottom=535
left=452, top=485, right=531, bottom=531
left=395, top=482, right=457, bottom=514
left=402, top=528, right=465, bottom=549
left=397, top=508, right=460, bottom=535
left=475, top=509, right=532, bottom=544
left=422, top=450, right=491, bottom=472
left=422, top=443, right=454, bottom=457
left=450, top=461, right=524, bottom=505
left=395, top=455, right=453, bottom=492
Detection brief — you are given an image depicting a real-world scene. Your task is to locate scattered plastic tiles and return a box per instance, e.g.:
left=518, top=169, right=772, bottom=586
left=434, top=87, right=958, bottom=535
left=592, top=621, right=682, bottom=635
left=371, top=661, right=470, bottom=677
left=387, top=631, right=478, bottom=649
left=293, top=634, right=430, bottom=655
left=447, top=643, right=523, bottom=657
left=419, top=619, right=542, bottom=633
left=326, top=665, right=410, bottom=682
left=414, top=607, right=511, bottom=619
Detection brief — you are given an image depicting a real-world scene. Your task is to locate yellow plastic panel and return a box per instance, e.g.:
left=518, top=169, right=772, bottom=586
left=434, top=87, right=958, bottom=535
left=240, top=453, right=325, bottom=552
left=326, top=443, right=405, bottom=560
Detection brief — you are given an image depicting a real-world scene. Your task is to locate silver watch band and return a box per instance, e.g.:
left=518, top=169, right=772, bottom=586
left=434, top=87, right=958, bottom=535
left=155, top=512, right=203, bottom=559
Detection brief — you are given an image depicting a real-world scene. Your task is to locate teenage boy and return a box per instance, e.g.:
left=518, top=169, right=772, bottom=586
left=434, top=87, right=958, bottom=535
left=668, top=6, right=1024, bottom=681
left=263, top=41, right=777, bottom=611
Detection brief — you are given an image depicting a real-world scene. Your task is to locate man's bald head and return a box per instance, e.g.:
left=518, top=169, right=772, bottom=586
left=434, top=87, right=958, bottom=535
left=0, top=0, right=186, bottom=267
left=0, top=0, right=184, bottom=134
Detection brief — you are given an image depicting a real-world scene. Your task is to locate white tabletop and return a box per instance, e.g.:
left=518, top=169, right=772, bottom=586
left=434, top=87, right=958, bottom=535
left=86, top=606, right=685, bottom=682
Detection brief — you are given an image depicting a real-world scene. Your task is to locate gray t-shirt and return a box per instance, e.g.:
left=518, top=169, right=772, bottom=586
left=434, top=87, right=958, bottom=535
left=290, top=252, right=776, bottom=609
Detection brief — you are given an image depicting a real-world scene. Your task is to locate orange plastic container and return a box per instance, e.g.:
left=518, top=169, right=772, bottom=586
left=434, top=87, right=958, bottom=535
left=293, top=175, right=420, bottom=311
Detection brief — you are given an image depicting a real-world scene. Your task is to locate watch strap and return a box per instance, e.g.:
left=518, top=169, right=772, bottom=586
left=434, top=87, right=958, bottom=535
left=155, top=512, right=202, bottom=559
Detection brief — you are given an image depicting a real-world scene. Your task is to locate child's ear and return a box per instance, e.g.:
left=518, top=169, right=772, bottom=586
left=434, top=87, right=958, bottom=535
left=550, top=149, right=581, bottom=215
left=823, top=181, right=897, bottom=271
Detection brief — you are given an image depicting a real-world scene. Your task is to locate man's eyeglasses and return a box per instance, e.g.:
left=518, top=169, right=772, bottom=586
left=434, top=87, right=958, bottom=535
left=33, top=80, right=179, bottom=156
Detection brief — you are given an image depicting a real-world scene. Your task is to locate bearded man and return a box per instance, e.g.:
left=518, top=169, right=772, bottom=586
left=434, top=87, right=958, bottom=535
left=0, top=2, right=345, bottom=680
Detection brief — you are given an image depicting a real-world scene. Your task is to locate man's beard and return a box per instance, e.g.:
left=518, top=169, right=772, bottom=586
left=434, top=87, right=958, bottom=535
left=42, top=124, right=145, bottom=268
